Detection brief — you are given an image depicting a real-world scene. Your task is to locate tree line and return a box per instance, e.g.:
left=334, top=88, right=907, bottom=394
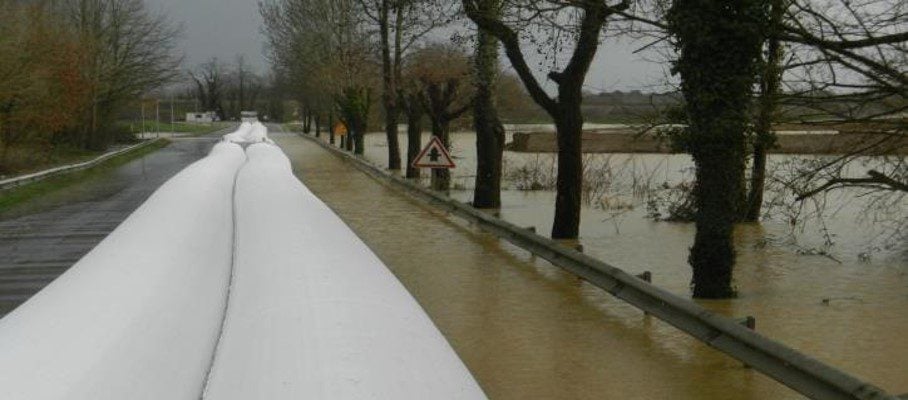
left=261, top=0, right=905, bottom=298
left=0, top=0, right=180, bottom=174
left=185, top=55, right=291, bottom=122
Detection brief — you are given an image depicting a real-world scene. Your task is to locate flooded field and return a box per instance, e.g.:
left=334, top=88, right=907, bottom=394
left=354, top=130, right=908, bottom=396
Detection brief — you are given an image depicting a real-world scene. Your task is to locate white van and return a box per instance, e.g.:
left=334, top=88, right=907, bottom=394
left=240, top=111, right=258, bottom=123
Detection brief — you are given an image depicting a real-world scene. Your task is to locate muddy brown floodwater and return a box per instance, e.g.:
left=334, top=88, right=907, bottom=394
left=275, top=131, right=907, bottom=399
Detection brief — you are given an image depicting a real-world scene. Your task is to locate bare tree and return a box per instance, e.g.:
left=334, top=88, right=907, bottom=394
left=462, top=0, right=631, bottom=239
left=778, top=0, right=907, bottom=199
left=354, top=0, right=455, bottom=169
left=190, top=58, right=227, bottom=120
left=63, top=0, right=181, bottom=149
left=261, top=0, right=377, bottom=152
left=409, top=44, right=472, bottom=190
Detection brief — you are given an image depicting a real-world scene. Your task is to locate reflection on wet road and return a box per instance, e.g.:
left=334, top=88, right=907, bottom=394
left=0, top=137, right=221, bottom=316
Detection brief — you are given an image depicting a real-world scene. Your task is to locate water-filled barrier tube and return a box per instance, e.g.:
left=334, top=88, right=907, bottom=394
left=223, top=121, right=270, bottom=144
left=202, top=143, right=486, bottom=399
left=0, top=131, right=484, bottom=399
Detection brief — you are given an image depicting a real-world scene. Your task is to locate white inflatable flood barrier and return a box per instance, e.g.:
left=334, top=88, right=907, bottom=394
left=221, top=122, right=252, bottom=143
left=202, top=143, right=486, bottom=399
left=0, top=142, right=246, bottom=400
left=222, top=121, right=271, bottom=144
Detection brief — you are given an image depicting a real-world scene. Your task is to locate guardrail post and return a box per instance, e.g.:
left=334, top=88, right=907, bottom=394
left=635, top=271, right=652, bottom=316
left=740, top=316, right=756, bottom=331
left=738, top=316, right=756, bottom=368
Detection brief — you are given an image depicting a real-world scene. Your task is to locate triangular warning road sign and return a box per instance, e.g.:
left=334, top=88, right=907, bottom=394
left=412, top=136, right=456, bottom=169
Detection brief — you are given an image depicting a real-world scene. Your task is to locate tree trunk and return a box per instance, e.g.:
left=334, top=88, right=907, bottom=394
left=472, top=0, right=505, bottom=208
left=314, top=113, right=321, bottom=138
left=745, top=145, right=767, bottom=221
left=668, top=0, right=764, bottom=298
left=328, top=112, right=336, bottom=145
left=689, top=151, right=741, bottom=298
left=406, top=110, right=422, bottom=179
left=430, top=118, right=450, bottom=190
left=379, top=0, right=401, bottom=170
left=353, top=114, right=366, bottom=155
left=344, top=121, right=353, bottom=151
left=303, top=108, right=312, bottom=134
left=551, top=104, right=583, bottom=239
left=744, top=0, right=783, bottom=222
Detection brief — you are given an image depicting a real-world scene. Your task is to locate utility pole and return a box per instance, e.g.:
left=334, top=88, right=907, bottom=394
left=141, top=101, right=146, bottom=136
left=170, top=93, right=175, bottom=137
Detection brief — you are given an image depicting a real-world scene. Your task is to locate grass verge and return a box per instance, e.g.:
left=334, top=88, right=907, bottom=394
left=123, top=121, right=234, bottom=137
left=0, top=139, right=170, bottom=212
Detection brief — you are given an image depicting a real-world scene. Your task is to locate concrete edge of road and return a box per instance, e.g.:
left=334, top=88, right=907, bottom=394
left=0, top=139, right=166, bottom=192
left=291, top=130, right=899, bottom=400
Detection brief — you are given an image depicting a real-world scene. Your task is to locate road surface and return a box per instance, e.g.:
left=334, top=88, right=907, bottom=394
left=0, top=136, right=222, bottom=317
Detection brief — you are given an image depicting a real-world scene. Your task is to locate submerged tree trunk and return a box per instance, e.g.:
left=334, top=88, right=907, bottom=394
left=471, top=0, right=505, bottom=208
left=668, top=0, right=765, bottom=298
left=378, top=0, right=401, bottom=170
left=353, top=116, right=366, bottom=155
left=344, top=125, right=353, bottom=151
left=328, top=112, right=336, bottom=145
left=430, top=118, right=450, bottom=190
left=551, top=103, right=583, bottom=238
left=337, top=87, right=370, bottom=154
left=745, top=0, right=783, bottom=222
left=303, top=107, right=312, bottom=134
left=405, top=106, right=423, bottom=179
left=745, top=144, right=768, bottom=221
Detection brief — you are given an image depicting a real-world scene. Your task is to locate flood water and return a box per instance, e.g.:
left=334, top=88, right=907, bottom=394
left=343, top=130, right=906, bottom=397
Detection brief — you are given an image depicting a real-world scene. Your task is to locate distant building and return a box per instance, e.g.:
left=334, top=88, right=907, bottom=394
left=186, top=112, right=217, bottom=123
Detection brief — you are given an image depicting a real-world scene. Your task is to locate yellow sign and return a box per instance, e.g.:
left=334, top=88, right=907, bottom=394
left=333, top=122, right=348, bottom=136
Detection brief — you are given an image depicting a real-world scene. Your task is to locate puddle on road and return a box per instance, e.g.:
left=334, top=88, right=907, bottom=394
left=276, top=132, right=900, bottom=399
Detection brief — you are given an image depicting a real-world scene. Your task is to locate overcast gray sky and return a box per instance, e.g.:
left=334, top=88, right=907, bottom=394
left=148, top=0, right=669, bottom=93
left=148, top=0, right=268, bottom=72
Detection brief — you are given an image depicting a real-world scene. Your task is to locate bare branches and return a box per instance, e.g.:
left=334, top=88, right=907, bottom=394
left=462, top=0, right=557, bottom=114
left=797, top=169, right=908, bottom=200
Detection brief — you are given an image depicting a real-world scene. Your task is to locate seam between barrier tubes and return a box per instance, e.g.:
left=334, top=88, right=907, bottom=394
left=198, top=148, right=245, bottom=399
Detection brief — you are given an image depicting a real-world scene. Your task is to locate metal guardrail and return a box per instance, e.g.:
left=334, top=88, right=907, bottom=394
left=0, top=139, right=165, bottom=191
left=296, top=131, right=898, bottom=400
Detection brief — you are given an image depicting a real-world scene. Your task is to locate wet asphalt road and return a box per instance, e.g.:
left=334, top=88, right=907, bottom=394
left=0, top=135, right=223, bottom=317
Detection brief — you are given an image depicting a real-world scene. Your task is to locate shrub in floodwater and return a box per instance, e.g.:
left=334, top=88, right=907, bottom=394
left=505, top=154, right=557, bottom=191
left=645, top=180, right=697, bottom=222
